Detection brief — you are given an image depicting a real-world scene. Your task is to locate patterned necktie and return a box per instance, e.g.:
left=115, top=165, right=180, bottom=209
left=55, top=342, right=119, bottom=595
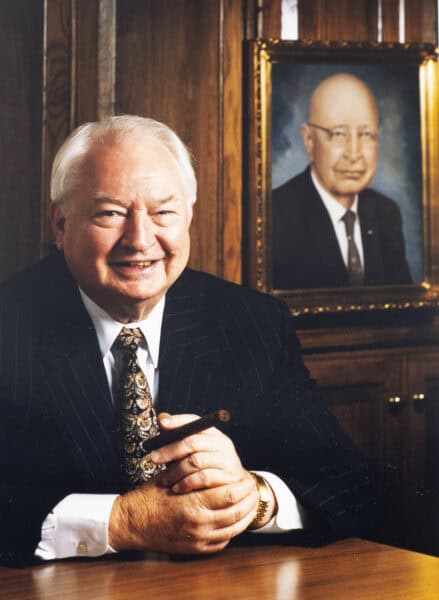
left=342, top=210, right=364, bottom=286
left=114, top=327, right=163, bottom=488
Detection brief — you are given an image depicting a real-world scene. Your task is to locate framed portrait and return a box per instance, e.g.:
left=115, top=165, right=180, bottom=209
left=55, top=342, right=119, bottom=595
left=246, top=40, right=439, bottom=315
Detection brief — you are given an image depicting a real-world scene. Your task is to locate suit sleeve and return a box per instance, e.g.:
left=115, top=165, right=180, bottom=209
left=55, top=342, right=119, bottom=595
left=381, top=199, right=412, bottom=285
left=0, top=295, right=71, bottom=565
left=238, top=300, right=379, bottom=544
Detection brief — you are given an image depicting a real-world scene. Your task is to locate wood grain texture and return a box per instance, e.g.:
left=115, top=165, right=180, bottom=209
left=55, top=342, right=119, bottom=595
left=221, top=0, right=244, bottom=283
left=41, top=0, right=73, bottom=255
left=298, top=0, right=377, bottom=40
left=305, top=348, right=408, bottom=547
left=74, top=0, right=99, bottom=125
left=0, top=0, right=43, bottom=280
left=244, top=0, right=258, bottom=39
left=406, top=349, right=439, bottom=554
left=297, top=313, right=439, bottom=351
left=381, top=0, right=400, bottom=41
left=116, top=0, right=221, bottom=276
left=1, top=539, right=439, bottom=599
left=405, top=0, right=437, bottom=42
left=305, top=344, right=439, bottom=552
left=41, top=0, right=100, bottom=255
left=260, top=0, right=281, bottom=38
left=97, top=0, right=116, bottom=119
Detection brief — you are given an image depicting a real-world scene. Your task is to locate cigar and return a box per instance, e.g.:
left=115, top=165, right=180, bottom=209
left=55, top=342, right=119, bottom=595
left=140, top=409, right=231, bottom=453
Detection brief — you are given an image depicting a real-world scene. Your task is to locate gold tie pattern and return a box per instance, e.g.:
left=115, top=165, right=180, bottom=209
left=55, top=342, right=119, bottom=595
left=115, top=327, right=163, bottom=487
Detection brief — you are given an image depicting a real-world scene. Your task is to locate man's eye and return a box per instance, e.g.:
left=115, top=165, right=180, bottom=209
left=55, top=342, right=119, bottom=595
left=97, top=210, right=124, bottom=218
left=331, top=130, right=347, bottom=139
left=93, top=210, right=126, bottom=225
left=101, top=210, right=120, bottom=217
left=359, top=131, right=376, bottom=140
left=155, top=210, right=176, bottom=217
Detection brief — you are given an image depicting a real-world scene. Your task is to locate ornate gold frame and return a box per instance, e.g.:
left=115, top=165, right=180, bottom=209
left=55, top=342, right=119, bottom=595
left=247, top=40, right=439, bottom=315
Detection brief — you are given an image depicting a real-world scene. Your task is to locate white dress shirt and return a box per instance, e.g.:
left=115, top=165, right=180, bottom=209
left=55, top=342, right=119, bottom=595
left=311, top=170, right=365, bottom=270
left=35, top=289, right=304, bottom=560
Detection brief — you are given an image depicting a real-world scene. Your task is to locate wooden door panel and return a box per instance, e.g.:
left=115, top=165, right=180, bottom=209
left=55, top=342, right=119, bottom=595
left=305, top=351, right=407, bottom=545
left=406, top=350, right=439, bottom=553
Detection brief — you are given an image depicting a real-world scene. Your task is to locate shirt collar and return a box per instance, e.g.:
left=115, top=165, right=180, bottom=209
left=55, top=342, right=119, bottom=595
left=79, top=289, right=165, bottom=368
left=310, top=169, right=359, bottom=228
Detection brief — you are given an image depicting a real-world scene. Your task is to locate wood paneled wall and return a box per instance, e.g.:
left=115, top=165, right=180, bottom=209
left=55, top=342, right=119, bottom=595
left=0, top=1, right=43, bottom=279
left=115, top=0, right=243, bottom=279
left=0, top=0, right=437, bottom=281
left=299, top=0, right=437, bottom=42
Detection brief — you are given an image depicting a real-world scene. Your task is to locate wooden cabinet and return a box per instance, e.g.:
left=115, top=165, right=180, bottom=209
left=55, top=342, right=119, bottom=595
left=303, top=347, right=439, bottom=553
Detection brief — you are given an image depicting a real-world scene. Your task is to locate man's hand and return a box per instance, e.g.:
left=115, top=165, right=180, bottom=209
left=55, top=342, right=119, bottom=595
left=155, top=414, right=277, bottom=529
left=154, top=413, right=248, bottom=493
left=109, top=470, right=256, bottom=554
left=109, top=413, right=277, bottom=554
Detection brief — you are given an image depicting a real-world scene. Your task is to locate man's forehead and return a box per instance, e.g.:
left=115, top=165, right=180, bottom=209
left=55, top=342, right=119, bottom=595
left=81, top=139, right=183, bottom=182
left=94, top=173, right=179, bottom=196
left=310, top=76, right=379, bottom=125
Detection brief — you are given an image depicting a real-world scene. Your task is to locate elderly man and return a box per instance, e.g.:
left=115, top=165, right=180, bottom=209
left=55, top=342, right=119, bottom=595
left=0, top=116, right=376, bottom=566
left=272, top=73, right=412, bottom=289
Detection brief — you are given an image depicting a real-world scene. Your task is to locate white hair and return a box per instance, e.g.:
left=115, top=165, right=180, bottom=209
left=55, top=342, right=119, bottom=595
left=50, top=114, right=197, bottom=207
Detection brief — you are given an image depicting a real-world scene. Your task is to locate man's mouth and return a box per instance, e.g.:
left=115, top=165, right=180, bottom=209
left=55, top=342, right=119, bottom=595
left=337, top=170, right=364, bottom=178
left=111, top=260, right=160, bottom=270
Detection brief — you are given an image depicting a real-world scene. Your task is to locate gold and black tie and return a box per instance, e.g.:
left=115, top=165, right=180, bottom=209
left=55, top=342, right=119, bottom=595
left=114, top=327, right=163, bottom=488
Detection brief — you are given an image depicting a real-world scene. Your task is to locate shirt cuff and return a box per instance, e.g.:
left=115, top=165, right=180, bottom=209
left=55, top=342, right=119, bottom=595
left=250, top=471, right=306, bottom=533
left=35, top=494, right=119, bottom=560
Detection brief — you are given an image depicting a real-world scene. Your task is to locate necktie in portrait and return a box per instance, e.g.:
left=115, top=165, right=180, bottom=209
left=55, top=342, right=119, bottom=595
left=342, top=210, right=364, bottom=286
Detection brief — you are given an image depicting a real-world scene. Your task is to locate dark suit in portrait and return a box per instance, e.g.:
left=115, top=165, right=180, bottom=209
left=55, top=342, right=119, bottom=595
left=272, top=168, right=412, bottom=290
left=0, top=252, right=376, bottom=566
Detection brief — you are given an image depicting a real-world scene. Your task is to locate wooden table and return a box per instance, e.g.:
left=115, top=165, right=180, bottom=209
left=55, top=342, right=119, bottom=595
left=1, top=538, right=439, bottom=600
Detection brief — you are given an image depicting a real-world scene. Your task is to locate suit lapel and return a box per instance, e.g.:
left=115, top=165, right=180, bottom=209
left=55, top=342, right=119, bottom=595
left=303, top=173, right=348, bottom=285
left=358, top=192, right=383, bottom=283
left=36, top=257, right=119, bottom=488
left=157, top=271, right=224, bottom=416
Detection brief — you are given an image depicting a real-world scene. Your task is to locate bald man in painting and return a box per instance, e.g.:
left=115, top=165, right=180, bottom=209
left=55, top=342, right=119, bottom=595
left=272, top=73, right=412, bottom=290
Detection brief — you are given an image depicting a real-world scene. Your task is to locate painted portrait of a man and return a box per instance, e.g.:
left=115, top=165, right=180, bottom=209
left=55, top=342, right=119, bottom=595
left=271, top=64, right=423, bottom=291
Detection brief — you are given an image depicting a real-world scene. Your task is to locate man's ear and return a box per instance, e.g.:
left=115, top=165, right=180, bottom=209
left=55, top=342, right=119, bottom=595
left=50, top=202, right=66, bottom=250
left=300, top=123, right=314, bottom=161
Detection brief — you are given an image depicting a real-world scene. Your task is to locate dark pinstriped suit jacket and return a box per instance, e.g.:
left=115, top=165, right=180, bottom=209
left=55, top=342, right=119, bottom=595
left=0, top=252, right=376, bottom=566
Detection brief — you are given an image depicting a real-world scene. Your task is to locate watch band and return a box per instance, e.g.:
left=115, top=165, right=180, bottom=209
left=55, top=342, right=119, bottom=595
left=250, top=473, right=271, bottom=528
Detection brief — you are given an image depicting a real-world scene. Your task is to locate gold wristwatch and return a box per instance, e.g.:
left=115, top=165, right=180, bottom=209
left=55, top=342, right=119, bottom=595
left=250, top=473, right=271, bottom=528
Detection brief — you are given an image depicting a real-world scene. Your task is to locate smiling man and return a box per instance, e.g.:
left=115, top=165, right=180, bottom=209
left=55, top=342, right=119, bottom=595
left=0, top=115, right=376, bottom=566
left=272, top=73, right=412, bottom=289
left=51, top=126, right=192, bottom=322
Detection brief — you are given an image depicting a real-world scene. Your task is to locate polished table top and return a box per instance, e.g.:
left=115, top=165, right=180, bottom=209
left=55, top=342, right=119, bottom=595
left=2, top=538, right=439, bottom=600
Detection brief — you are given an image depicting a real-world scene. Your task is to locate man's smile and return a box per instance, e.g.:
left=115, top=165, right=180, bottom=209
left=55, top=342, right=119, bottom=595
left=109, top=259, right=165, bottom=274
left=336, top=170, right=365, bottom=179
left=112, top=260, right=156, bottom=268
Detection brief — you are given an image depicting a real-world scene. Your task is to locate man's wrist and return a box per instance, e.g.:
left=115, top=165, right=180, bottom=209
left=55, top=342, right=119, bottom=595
left=108, top=495, right=129, bottom=551
left=248, top=473, right=277, bottom=529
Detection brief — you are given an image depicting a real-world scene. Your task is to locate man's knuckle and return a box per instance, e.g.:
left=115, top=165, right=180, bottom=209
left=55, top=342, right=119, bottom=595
left=234, top=506, right=242, bottom=523
left=197, top=469, right=209, bottom=487
left=226, top=487, right=236, bottom=505
left=189, top=452, right=203, bottom=469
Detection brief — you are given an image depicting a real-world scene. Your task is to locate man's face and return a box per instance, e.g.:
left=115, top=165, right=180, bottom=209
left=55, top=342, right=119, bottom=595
left=51, top=135, right=192, bottom=322
left=301, top=76, right=379, bottom=206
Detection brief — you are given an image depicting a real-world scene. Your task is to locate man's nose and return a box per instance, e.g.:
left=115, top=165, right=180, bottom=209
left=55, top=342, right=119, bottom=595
left=343, top=131, right=363, bottom=162
left=121, top=211, right=155, bottom=251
